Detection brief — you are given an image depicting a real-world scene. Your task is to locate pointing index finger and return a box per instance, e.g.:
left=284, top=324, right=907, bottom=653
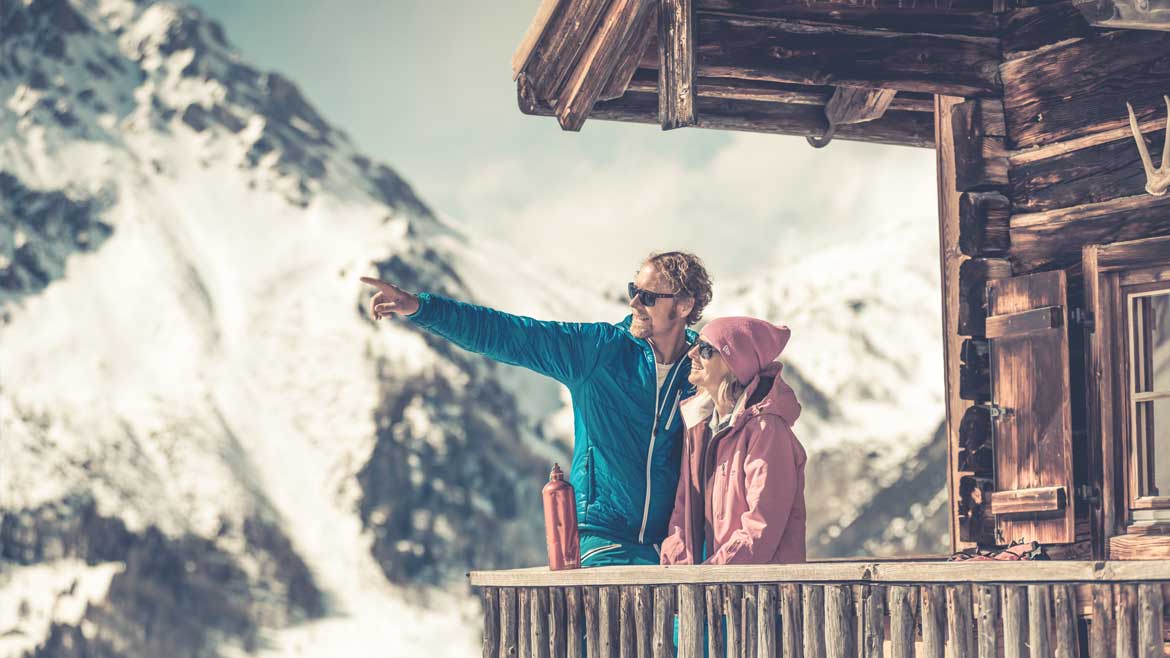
left=360, top=277, right=398, bottom=296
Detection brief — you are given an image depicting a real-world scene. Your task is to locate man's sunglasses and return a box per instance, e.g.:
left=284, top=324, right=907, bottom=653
left=628, top=282, right=678, bottom=307
left=695, top=340, right=719, bottom=360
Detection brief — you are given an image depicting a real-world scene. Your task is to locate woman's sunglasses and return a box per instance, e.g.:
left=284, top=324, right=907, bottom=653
left=695, top=340, right=719, bottom=360
left=628, top=282, right=678, bottom=307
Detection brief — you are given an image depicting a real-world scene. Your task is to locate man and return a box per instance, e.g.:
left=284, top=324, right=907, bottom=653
left=361, top=252, right=713, bottom=566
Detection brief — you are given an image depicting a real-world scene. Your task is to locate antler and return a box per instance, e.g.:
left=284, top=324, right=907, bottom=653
left=1127, top=95, right=1170, bottom=197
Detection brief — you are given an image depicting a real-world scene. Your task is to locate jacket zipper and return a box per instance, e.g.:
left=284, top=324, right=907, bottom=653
left=638, top=356, right=683, bottom=544
left=664, top=390, right=683, bottom=431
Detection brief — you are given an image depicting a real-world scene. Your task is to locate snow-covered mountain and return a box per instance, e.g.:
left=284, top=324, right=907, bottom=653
left=0, top=1, right=947, bottom=657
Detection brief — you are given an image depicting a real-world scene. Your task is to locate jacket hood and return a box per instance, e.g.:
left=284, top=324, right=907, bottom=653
left=679, top=361, right=801, bottom=430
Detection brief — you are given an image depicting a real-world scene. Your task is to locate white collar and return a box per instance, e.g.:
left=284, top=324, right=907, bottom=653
left=681, top=388, right=750, bottom=431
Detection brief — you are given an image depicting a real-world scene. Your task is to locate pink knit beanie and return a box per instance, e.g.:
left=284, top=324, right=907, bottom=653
left=700, top=317, right=791, bottom=385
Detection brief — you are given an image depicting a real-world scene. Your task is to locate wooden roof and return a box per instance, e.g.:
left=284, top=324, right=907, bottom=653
left=512, top=0, right=1169, bottom=147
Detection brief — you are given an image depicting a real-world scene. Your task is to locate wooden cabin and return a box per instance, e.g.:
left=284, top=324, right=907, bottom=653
left=470, top=0, right=1170, bottom=655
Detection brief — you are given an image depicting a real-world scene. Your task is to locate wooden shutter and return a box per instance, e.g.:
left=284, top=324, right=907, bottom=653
left=985, top=269, right=1076, bottom=544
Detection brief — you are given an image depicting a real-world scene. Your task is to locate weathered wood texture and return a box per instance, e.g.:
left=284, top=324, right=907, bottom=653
left=522, top=79, right=935, bottom=146
left=558, top=0, right=654, bottom=131
left=678, top=584, right=704, bottom=658
left=634, top=586, right=652, bottom=658
left=989, top=485, right=1066, bottom=515
left=568, top=587, right=584, bottom=658
left=1000, top=586, right=1027, bottom=658
left=485, top=587, right=501, bottom=658
left=659, top=0, right=696, bottom=129
left=859, top=584, right=884, bottom=658
left=803, top=585, right=826, bottom=658
left=626, top=71, right=934, bottom=111
left=921, top=585, right=945, bottom=658
left=694, top=12, right=1001, bottom=97
left=975, top=585, right=999, bottom=658
left=523, top=0, right=610, bottom=100
left=503, top=587, right=519, bottom=658
left=987, top=270, right=1076, bottom=544
left=888, top=586, right=916, bottom=658
left=757, top=585, right=776, bottom=658
left=706, top=586, right=725, bottom=658
left=952, top=99, right=1008, bottom=192
left=652, top=586, right=674, bottom=658
left=999, top=0, right=1092, bottom=60
left=1001, top=29, right=1170, bottom=150
left=781, top=584, right=802, bottom=658
left=959, top=191, right=1011, bottom=257
left=958, top=257, right=1012, bottom=337
left=533, top=588, right=552, bottom=658
left=824, top=585, right=853, bottom=658
left=725, top=584, right=744, bottom=658
left=959, top=401, right=993, bottom=474
left=948, top=584, right=977, bottom=658
left=601, top=6, right=657, bottom=101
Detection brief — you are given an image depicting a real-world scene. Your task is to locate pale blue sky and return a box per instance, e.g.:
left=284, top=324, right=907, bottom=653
left=187, top=0, right=938, bottom=282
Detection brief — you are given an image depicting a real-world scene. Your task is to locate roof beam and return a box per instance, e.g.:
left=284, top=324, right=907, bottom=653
left=658, top=0, right=697, bottom=129
left=600, top=3, right=658, bottom=101
left=523, top=0, right=612, bottom=102
left=557, top=0, right=654, bottom=131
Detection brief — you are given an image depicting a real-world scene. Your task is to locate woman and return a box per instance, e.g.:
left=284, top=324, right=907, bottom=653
left=659, top=316, right=807, bottom=566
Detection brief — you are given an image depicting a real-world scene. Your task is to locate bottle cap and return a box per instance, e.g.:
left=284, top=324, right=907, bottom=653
left=550, top=463, right=564, bottom=481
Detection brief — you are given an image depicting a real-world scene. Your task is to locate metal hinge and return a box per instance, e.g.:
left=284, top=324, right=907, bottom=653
left=988, top=403, right=1014, bottom=420
left=1071, top=307, right=1095, bottom=333
left=1077, top=484, right=1101, bottom=506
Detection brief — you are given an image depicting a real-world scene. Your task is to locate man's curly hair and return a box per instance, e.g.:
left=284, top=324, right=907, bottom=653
left=645, top=251, right=713, bottom=326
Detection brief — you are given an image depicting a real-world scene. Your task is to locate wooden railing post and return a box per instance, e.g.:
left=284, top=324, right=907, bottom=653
left=975, top=585, right=999, bottom=658
left=567, top=587, right=584, bottom=658
left=599, top=586, right=618, bottom=658
left=803, top=585, right=826, bottom=658
left=652, top=586, right=675, bottom=658
left=1115, top=584, right=1137, bottom=658
left=485, top=587, right=501, bottom=658
left=1026, top=585, right=1051, bottom=658
left=1090, top=584, right=1113, bottom=658
left=825, top=585, right=854, bottom=658
left=889, top=586, right=916, bottom=658
left=725, top=584, right=744, bottom=658
left=635, top=586, right=653, bottom=658
left=503, top=588, right=520, bottom=658
left=1052, top=584, right=1078, bottom=658
left=585, top=587, right=600, bottom=658
left=758, top=584, right=778, bottom=658
left=1001, top=586, right=1027, bottom=658
left=947, top=583, right=976, bottom=658
left=678, top=584, right=705, bottom=658
left=1137, top=583, right=1163, bottom=658
left=533, top=588, right=551, bottom=658
left=620, top=587, right=636, bottom=658
left=743, top=583, right=759, bottom=658
left=707, top=585, right=726, bottom=658
left=920, top=585, right=945, bottom=658
left=781, top=584, right=803, bottom=658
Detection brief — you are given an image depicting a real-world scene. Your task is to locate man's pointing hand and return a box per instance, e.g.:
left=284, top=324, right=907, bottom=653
left=361, top=277, right=421, bottom=319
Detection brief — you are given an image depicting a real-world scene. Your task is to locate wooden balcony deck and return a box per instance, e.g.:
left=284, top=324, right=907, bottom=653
left=468, top=560, right=1170, bottom=658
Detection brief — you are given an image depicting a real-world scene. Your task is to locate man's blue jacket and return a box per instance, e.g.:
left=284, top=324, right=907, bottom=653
left=408, top=292, right=697, bottom=547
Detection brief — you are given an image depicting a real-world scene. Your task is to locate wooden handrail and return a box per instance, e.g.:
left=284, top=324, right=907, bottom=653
left=469, top=559, right=1170, bottom=587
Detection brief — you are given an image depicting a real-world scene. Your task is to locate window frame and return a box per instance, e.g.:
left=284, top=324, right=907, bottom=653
left=1121, top=278, right=1170, bottom=511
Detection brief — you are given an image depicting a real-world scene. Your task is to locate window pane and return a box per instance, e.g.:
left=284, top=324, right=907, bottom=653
left=1132, top=292, right=1170, bottom=394
left=1152, top=294, right=1170, bottom=393
left=1137, top=398, right=1170, bottom=497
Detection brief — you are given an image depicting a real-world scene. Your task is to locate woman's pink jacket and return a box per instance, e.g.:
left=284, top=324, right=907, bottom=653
left=659, top=361, right=807, bottom=565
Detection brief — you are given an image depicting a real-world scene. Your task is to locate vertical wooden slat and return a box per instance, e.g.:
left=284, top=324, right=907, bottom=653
left=921, top=586, right=945, bottom=658
left=1137, top=583, right=1163, bottom=658
left=485, top=587, right=502, bottom=658
left=534, top=588, right=552, bottom=658
left=600, top=586, right=619, bottom=658
left=1116, top=585, right=1137, bottom=658
left=1027, top=585, right=1051, bottom=658
left=635, top=586, right=654, bottom=658
left=1090, top=584, right=1113, bottom=658
left=1001, top=586, right=1027, bottom=658
left=708, top=586, right=727, bottom=658
left=825, top=585, right=854, bottom=658
left=890, top=586, right=916, bottom=658
left=551, top=588, right=568, bottom=658
left=521, top=588, right=532, bottom=658
left=657, top=0, right=696, bottom=129
left=726, top=584, right=745, bottom=658
left=975, top=585, right=999, bottom=658
left=567, top=587, right=584, bottom=658
left=781, top=584, right=803, bottom=658
left=744, top=583, right=759, bottom=658
left=1053, top=584, right=1079, bottom=658
left=653, top=586, right=676, bottom=658
left=759, top=584, right=778, bottom=658
left=859, top=585, right=884, bottom=658
left=948, top=584, right=976, bottom=658
left=804, top=585, right=827, bottom=658
left=679, top=584, right=706, bottom=658
left=621, top=587, right=636, bottom=658
left=503, top=588, right=520, bottom=658
left=585, top=587, right=600, bottom=658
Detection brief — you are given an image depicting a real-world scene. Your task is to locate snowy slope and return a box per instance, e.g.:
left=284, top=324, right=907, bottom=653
left=0, top=1, right=949, bottom=656
left=0, top=1, right=585, bottom=656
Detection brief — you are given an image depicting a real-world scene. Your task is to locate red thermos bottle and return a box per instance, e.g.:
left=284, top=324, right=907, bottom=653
left=542, top=463, right=580, bottom=570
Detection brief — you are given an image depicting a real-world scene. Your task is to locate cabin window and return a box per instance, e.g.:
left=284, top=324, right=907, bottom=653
left=1124, top=275, right=1170, bottom=512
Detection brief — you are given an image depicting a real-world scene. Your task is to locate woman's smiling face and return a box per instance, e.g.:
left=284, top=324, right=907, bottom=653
left=687, top=337, right=732, bottom=393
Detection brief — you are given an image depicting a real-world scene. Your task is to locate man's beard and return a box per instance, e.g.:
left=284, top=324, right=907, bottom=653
left=630, top=307, right=679, bottom=339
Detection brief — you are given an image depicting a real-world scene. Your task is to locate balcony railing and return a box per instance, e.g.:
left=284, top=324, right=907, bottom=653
left=468, top=560, right=1170, bottom=658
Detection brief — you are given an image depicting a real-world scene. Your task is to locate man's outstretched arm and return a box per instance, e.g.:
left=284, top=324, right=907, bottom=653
left=362, top=277, right=601, bottom=387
